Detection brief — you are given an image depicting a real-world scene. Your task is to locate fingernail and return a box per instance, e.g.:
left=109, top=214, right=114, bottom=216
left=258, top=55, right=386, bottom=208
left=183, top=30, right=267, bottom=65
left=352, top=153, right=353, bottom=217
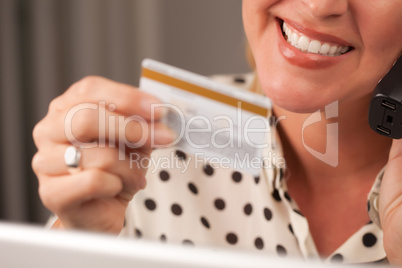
left=141, top=96, right=167, bottom=118
left=141, top=96, right=159, bottom=112
left=153, top=106, right=168, bottom=118
left=153, top=126, right=176, bottom=146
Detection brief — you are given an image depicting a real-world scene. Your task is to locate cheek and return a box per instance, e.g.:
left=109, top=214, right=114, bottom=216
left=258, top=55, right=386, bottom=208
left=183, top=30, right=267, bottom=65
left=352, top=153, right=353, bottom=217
left=256, top=59, right=337, bottom=113
left=242, top=0, right=281, bottom=39
left=356, top=3, right=402, bottom=59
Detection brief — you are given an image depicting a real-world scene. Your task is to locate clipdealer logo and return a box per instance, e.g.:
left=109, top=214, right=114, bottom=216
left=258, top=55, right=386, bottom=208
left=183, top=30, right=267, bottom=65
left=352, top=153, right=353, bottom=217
left=302, top=101, right=339, bottom=167
left=63, top=101, right=271, bottom=162
left=63, top=100, right=339, bottom=168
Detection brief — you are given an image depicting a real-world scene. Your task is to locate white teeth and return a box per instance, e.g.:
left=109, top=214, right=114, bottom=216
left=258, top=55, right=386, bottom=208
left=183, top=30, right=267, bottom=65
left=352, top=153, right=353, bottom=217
left=340, top=46, right=349, bottom=54
left=282, top=22, right=350, bottom=56
left=298, top=36, right=310, bottom=52
left=319, top=43, right=330, bottom=54
left=286, top=27, right=291, bottom=38
left=328, top=45, right=337, bottom=56
left=291, top=32, right=299, bottom=46
left=308, top=40, right=321, bottom=54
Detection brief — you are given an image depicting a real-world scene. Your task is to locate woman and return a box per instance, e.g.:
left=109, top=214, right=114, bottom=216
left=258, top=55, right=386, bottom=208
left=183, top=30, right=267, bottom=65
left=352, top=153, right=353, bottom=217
left=32, top=0, right=402, bottom=264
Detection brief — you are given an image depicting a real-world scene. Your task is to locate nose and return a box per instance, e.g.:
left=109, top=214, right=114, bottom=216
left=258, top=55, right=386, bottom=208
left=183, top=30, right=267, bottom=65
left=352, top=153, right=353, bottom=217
left=301, top=0, right=349, bottom=19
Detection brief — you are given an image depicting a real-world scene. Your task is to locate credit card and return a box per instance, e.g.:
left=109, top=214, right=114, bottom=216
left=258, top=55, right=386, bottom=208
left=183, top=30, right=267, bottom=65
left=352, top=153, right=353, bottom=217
left=139, top=59, right=272, bottom=176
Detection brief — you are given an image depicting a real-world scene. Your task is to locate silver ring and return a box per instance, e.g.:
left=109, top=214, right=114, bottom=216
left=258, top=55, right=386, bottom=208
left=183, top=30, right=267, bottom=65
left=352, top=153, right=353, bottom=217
left=64, top=146, right=82, bottom=173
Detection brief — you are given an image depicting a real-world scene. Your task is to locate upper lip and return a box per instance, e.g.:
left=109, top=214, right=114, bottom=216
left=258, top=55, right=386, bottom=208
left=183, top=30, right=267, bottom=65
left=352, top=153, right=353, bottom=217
left=279, top=18, right=354, bottom=48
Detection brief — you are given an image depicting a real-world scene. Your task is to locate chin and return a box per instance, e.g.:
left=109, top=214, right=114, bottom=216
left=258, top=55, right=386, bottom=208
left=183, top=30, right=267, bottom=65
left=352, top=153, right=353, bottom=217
left=258, top=75, right=333, bottom=115
left=265, top=90, right=326, bottom=114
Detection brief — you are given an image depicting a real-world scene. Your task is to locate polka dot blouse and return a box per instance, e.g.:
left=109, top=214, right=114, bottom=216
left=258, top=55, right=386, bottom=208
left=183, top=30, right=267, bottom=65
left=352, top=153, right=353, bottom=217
left=120, top=74, right=387, bottom=264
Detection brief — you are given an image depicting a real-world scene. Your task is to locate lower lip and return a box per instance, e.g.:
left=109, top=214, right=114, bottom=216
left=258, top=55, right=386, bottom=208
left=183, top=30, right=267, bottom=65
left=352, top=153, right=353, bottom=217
left=276, top=19, right=349, bottom=69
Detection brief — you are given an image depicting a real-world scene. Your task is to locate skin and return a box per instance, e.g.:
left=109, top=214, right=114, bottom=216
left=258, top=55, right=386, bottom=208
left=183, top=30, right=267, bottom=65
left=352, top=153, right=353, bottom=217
left=243, top=0, right=402, bottom=263
left=32, top=0, right=402, bottom=264
left=32, top=76, right=175, bottom=233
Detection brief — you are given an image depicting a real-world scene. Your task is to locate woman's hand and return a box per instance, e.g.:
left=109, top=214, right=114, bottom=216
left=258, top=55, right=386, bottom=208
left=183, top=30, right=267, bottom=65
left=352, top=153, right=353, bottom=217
left=32, top=76, right=174, bottom=234
left=380, top=139, right=402, bottom=265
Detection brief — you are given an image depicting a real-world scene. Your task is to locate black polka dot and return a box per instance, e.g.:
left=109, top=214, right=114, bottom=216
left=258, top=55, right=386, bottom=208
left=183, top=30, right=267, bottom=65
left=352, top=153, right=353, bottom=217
left=203, top=164, right=214, bottom=176
left=171, top=204, right=183, bottom=216
left=272, top=189, right=282, bottom=202
left=234, top=77, right=246, bottom=84
left=159, top=170, right=170, bottom=182
left=284, top=192, right=292, bottom=202
left=293, top=209, right=304, bottom=217
left=144, top=199, right=156, bottom=211
left=214, top=198, right=226, bottom=210
left=135, top=228, right=142, bottom=238
left=175, top=150, right=187, bottom=161
left=254, top=176, right=260, bottom=184
left=330, top=254, right=344, bottom=263
left=367, top=201, right=371, bottom=212
left=264, top=208, right=273, bottom=221
left=188, top=182, right=198, bottom=195
left=362, top=233, right=377, bottom=247
left=279, top=168, right=285, bottom=180
left=183, top=240, right=194, bottom=246
left=232, top=171, right=242, bottom=183
left=160, top=234, right=167, bottom=242
left=288, top=224, right=294, bottom=235
left=244, top=203, right=253, bottom=216
left=276, top=245, right=287, bottom=257
left=254, top=237, right=264, bottom=250
left=123, top=218, right=127, bottom=227
left=201, top=217, right=210, bottom=229
left=226, top=233, right=238, bottom=245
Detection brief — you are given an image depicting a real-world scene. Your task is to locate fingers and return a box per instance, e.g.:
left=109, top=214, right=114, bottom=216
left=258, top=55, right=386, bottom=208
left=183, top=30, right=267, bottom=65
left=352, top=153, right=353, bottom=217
left=379, top=139, right=402, bottom=225
left=38, top=169, right=123, bottom=213
left=33, top=105, right=175, bottom=149
left=33, top=143, right=149, bottom=200
left=32, top=76, right=176, bottom=155
left=31, top=76, right=170, bottom=232
left=54, top=76, right=165, bottom=120
left=388, top=139, right=402, bottom=161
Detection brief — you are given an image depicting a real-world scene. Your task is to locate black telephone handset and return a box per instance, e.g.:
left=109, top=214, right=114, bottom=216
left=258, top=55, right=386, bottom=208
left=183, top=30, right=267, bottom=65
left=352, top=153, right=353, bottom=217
left=368, top=57, right=402, bottom=139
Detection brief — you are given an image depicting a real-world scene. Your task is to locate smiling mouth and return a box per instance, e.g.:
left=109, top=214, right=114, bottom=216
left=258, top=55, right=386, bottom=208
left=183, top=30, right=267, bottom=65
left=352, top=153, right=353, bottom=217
left=280, top=20, right=354, bottom=57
